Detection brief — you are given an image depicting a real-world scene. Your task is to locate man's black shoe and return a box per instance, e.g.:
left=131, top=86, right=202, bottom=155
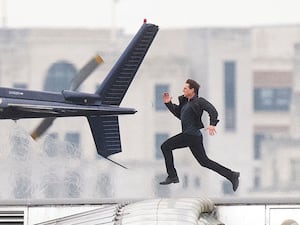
left=159, top=176, right=179, bottom=185
left=231, top=171, right=240, bottom=192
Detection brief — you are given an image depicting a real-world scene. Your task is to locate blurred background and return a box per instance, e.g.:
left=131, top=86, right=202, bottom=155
left=0, top=0, right=300, bottom=201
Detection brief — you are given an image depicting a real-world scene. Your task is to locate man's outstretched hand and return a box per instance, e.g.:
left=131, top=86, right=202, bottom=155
left=206, top=125, right=217, bottom=136
left=163, top=92, right=172, bottom=103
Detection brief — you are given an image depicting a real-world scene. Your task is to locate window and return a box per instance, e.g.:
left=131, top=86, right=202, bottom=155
left=291, top=159, right=300, bottom=184
left=13, top=83, right=27, bottom=89
left=155, top=84, right=169, bottom=111
left=224, top=61, right=236, bottom=131
left=254, top=88, right=291, bottom=111
left=10, top=128, right=32, bottom=160
left=253, top=168, right=261, bottom=189
left=44, top=133, right=59, bottom=157
left=96, top=174, right=114, bottom=197
left=42, top=172, right=60, bottom=198
left=44, top=61, right=77, bottom=92
left=182, top=174, right=189, bottom=189
left=194, top=177, right=201, bottom=188
left=13, top=174, right=32, bottom=199
left=254, top=133, right=266, bottom=160
left=64, top=132, right=81, bottom=158
left=155, top=133, right=168, bottom=159
left=222, top=180, right=233, bottom=195
left=65, top=132, right=80, bottom=147
left=63, top=171, right=81, bottom=198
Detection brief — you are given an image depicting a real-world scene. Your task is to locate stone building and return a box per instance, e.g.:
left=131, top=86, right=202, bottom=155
left=0, top=24, right=299, bottom=200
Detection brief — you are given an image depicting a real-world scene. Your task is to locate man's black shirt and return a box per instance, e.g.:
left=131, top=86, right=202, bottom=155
left=180, top=98, right=202, bottom=136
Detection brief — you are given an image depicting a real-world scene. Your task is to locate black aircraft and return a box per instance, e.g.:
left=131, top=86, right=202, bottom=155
left=0, top=22, right=159, bottom=162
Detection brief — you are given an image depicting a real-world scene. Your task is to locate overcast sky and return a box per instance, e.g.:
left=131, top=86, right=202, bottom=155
left=3, top=0, right=300, bottom=33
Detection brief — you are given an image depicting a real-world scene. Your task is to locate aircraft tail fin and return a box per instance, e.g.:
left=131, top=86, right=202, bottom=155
left=87, top=115, right=122, bottom=158
left=88, top=22, right=159, bottom=161
left=96, top=22, right=159, bottom=105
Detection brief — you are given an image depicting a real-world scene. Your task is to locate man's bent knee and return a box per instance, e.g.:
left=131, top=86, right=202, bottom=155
left=161, top=142, right=171, bottom=152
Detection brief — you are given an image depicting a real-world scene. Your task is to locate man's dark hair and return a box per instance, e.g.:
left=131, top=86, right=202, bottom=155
left=186, top=79, right=200, bottom=96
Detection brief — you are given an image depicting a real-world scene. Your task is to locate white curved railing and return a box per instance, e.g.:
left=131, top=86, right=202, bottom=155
left=117, top=198, right=216, bottom=225
left=35, top=198, right=222, bottom=225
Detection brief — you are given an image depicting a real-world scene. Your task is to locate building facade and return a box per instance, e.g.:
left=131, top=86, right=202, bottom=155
left=0, top=24, right=299, bottom=200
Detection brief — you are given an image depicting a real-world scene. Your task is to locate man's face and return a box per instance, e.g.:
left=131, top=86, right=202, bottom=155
left=183, top=83, right=195, bottom=98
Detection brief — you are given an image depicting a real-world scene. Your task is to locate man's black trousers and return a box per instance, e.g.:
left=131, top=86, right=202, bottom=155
left=161, top=132, right=233, bottom=180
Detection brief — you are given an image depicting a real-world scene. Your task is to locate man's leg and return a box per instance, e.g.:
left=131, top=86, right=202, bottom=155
left=187, top=134, right=239, bottom=190
left=160, top=133, right=189, bottom=182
